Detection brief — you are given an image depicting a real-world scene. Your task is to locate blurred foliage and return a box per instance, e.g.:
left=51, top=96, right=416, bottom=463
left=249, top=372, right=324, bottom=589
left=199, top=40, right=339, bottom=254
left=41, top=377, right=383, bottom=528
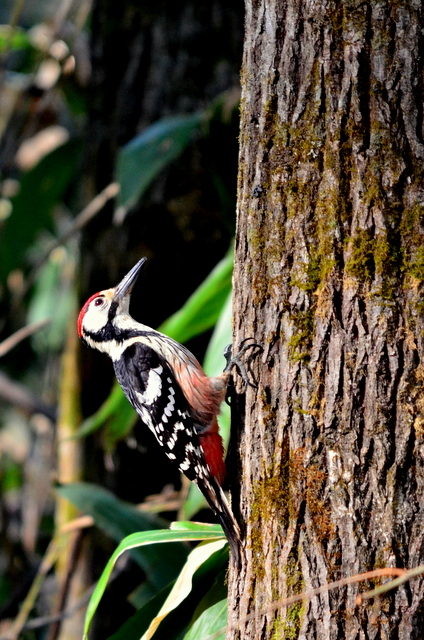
left=116, top=113, right=204, bottom=220
left=0, top=2, right=241, bottom=639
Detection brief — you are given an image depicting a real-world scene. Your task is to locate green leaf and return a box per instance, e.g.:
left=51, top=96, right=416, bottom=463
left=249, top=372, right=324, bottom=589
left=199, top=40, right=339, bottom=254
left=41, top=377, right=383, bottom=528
left=108, top=544, right=228, bottom=640
left=190, top=568, right=227, bottom=623
left=83, top=526, right=226, bottom=639
left=184, top=599, right=227, bottom=640
left=102, top=403, right=138, bottom=452
left=0, top=27, right=32, bottom=53
left=170, top=522, right=223, bottom=533
left=141, top=539, right=227, bottom=640
left=56, top=483, right=188, bottom=601
left=159, top=247, right=233, bottom=345
left=183, top=599, right=227, bottom=640
left=75, top=382, right=132, bottom=438
left=202, top=290, right=232, bottom=379
left=107, top=582, right=175, bottom=640
left=1, top=139, right=81, bottom=281
left=27, top=254, right=77, bottom=352
left=116, top=113, right=203, bottom=215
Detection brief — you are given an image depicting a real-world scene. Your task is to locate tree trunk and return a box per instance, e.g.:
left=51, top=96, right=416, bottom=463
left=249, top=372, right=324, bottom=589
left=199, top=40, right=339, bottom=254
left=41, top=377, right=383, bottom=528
left=229, top=1, right=424, bottom=638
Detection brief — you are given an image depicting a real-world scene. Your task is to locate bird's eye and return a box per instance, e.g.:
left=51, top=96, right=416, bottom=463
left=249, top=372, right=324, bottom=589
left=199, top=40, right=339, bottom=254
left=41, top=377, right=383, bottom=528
left=94, top=298, right=104, bottom=307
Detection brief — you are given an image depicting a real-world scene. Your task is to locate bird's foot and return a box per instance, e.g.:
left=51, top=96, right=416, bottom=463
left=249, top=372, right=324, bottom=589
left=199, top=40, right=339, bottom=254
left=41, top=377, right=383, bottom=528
left=224, top=337, right=263, bottom=391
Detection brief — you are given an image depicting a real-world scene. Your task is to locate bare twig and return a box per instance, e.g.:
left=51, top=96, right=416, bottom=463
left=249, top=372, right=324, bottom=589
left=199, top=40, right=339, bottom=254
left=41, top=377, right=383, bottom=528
left=60, top=515, right=93, bottom=533
left=0, top=319, right=50, bottom=357
left=3, top=538, right=68, bottom=640
left=22, top=586, right=94, bottom=631
left=0, top=370, right=56, bottom=420
left=21, top=182, right=119, bottom=297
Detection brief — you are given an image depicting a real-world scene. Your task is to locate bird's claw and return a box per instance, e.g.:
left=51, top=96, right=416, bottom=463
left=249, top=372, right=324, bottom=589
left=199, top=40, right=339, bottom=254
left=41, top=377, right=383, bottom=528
left=224, top=337, right=263, bottom=400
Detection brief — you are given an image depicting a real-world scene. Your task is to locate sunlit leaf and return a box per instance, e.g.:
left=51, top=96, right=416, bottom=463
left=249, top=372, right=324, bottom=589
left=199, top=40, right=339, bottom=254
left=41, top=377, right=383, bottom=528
left=107, top=582, right=175, bottom=640
left=83, top=526, right=226, bottom=639
left=170, top=521, right=223, bottom=533
left=141, top=539, right=227, bottom=640
left=202, top=291, right=232, bottom=379
left=116, top=113, right=203, bottom=216
left=108, top=540, right=228, bottom=640
left=159, top=248, right=233, bottom=344
left=183, top=598, right=227, bottom=640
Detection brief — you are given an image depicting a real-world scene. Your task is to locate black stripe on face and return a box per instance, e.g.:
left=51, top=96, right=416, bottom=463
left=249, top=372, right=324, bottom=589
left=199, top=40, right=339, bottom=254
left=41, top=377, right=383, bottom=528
left=83, top=326, right=152, bottom=344
left=108, top=299, right=119, bottom=322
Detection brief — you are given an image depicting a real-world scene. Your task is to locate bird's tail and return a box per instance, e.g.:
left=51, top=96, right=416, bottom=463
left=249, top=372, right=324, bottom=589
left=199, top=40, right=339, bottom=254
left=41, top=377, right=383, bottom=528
left=197, top=418, right=241, bottom=566
left=196, top=475, right=241, bottom=568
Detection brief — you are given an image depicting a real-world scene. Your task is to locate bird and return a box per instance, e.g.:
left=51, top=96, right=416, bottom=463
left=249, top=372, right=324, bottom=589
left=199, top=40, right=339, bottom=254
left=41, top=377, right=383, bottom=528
left=77, top=257, right=256, bottom=566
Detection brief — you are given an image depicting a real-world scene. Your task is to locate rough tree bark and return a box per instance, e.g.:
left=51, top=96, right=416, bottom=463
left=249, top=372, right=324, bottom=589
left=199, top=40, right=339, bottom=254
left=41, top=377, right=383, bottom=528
left=229, top=2, right=424, bottom=639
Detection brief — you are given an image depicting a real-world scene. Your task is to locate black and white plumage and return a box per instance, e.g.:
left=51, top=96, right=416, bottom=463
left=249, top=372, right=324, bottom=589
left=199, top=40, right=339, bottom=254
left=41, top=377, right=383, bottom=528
left=114, top=342, right=210, bottom=482
left=77, top=258, right=241, bottom=566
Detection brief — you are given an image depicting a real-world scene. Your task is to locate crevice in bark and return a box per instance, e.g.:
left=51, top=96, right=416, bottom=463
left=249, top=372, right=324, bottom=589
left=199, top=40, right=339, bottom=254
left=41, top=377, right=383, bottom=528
left=356, top=3, right=372, bottom=155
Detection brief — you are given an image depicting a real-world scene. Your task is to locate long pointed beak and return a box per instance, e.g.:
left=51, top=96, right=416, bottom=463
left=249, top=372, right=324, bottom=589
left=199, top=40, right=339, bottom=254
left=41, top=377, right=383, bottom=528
left=113, top=258, right=147, bottom=300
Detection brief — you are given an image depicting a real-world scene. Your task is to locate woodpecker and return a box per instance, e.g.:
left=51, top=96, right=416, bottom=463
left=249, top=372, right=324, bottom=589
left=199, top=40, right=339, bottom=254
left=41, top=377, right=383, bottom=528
left=78, top=258, right=251, bottom=566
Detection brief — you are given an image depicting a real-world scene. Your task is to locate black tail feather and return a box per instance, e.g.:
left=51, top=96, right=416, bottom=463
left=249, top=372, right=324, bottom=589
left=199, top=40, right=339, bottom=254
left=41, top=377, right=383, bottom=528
left=197, top=478, right=241, bottom=569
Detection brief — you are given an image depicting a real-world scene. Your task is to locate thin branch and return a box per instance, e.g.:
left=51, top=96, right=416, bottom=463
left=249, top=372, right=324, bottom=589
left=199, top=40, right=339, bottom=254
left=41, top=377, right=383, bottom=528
left=3, top=538, right=68, bottom=640
left=45, top=529, right=85, bottom=640
left=0, top=370, right=56, bottom=421
left=22, top=182, right=120, bottom=297
left=21, top=587, right=94, bottom=631
left=0, top=319, right=50, bottom=358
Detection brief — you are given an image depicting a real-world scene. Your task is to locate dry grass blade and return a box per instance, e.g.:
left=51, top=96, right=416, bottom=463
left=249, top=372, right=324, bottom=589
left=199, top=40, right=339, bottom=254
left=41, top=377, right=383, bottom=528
left=206, top=567, right=409, bottom=640
left=357, top=564, right=424, bottom=602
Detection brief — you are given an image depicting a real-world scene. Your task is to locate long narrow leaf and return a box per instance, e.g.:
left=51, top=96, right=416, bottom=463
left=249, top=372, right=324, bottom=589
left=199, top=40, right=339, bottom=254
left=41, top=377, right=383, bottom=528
left=74, top=383, right=130, bottom=438
left=116, top=113, right=204, bottom=216
left=170, top=522, right=223, bottom=533
left=83, top=527, right=225, bottom=639
left=141, top=539, right=227, bottom=640
left=183, top=599, right=227, bottom=640
left=106, top=582, right=175, bottom=640
left=159, top=248, right=233, bottom=344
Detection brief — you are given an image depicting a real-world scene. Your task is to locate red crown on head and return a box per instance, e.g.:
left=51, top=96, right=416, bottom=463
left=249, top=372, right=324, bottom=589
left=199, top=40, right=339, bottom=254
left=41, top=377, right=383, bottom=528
left=77, top=292, right=102, bottom=337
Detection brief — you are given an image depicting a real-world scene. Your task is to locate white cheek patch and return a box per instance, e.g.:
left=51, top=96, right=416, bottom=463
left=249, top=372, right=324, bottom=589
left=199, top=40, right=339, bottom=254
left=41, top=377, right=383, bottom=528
left=84, top=306, right=109, bottom=334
